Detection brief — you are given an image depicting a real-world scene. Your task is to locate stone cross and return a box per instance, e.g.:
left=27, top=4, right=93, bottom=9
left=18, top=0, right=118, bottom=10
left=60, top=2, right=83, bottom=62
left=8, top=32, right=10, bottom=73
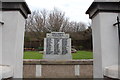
left=44, top=32, right=72, bottom=60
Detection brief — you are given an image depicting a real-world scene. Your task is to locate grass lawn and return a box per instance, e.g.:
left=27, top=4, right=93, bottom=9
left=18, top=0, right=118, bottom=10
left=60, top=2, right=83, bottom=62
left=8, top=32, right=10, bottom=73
left=24, top=51, right=43, bottom=59
left=24, top=51, right=93, bottom=59
left=72, top=51, right=93, bottom=59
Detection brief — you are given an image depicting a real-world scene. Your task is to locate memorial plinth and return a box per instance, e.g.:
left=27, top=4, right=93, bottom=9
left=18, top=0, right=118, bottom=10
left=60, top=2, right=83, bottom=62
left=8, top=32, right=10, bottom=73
left=44, top=32, right=72, bottom=60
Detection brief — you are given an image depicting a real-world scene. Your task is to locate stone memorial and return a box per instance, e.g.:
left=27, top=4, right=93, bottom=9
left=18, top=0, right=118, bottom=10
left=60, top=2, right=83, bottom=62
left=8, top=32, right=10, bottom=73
left=44, top=32, right=72, bottom=60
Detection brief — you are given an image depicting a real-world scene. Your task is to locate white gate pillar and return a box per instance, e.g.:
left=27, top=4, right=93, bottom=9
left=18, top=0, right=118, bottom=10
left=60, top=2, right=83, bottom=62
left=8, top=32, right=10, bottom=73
left=86, top=0, right=119, bottom=78
left=2, top=0, right=31, bottom=78
left=0, top=0, right=2, bottom=65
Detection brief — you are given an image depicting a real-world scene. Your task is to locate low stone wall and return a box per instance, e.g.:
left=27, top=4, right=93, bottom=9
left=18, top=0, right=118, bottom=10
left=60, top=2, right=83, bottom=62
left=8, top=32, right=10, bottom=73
left=23, top=59, right=93, bottom=78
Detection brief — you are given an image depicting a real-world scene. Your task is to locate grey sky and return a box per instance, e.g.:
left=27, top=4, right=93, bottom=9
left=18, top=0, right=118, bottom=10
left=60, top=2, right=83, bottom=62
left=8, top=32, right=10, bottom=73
left=25, top=0, right=94, bottom=24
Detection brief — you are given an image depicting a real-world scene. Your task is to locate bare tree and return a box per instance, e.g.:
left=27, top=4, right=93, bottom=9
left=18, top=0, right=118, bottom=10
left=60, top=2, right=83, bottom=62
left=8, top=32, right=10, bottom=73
left=26, top=8, right=70, bottom=32
left=25, top=8, right=88, bottom=47
left=25, top=10, right=48, bottom=46
left=62, top=21, right=86, bottom=32
left=46, top=8, right=69, bottom=32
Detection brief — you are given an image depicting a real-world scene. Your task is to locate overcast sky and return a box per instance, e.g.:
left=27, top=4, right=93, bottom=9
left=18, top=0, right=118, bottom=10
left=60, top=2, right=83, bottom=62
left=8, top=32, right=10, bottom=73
left=25, top=0, right=94, bottom=24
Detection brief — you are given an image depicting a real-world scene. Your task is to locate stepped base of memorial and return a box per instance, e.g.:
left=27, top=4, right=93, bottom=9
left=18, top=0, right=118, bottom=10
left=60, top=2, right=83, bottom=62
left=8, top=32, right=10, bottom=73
left=43, top=55, right=72, bottom=60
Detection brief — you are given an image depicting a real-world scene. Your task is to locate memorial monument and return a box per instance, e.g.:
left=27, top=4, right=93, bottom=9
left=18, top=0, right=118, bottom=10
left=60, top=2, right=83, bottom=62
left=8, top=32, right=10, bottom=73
left=44, top=32, right=72, bottom=60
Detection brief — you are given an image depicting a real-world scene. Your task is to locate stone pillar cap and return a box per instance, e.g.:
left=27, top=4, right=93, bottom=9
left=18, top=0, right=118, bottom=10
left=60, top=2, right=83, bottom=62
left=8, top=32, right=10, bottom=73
left=94, top=0, right=120, bottom=2
left=1, top=0, right=25, bottom=2
left=1, top=0, right=31, bottom=18
left=86, top=1, right=120, bottom=19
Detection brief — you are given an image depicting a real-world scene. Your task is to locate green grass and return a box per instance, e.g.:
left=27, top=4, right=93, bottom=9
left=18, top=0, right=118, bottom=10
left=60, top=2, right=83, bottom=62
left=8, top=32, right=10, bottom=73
left=24, top=51, right=93, bottom=59
left=72, top=51, right=93, bottom=59
left=24, top=51, right=43, bottom=59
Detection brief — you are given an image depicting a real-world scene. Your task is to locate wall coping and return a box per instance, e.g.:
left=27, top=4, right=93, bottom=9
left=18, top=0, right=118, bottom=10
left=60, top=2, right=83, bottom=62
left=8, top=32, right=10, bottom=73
left=23, top=59, right=93, bottom=65
left=86, top=2, right=120, bottom=19
left=1, top=0, right=31, bottom=19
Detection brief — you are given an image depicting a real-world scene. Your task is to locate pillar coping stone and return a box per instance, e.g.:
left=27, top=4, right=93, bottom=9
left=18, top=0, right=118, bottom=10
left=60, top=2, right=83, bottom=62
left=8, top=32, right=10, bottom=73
left=1, top=0, right=31, bottom=19
left=86, top=1, right=120, bottom=19
left=94, top=0, right=120, bottom=2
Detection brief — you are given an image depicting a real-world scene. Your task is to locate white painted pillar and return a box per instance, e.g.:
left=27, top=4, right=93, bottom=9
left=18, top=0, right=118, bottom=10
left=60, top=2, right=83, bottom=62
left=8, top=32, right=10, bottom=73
left=0, top=25, right=2, bottom=65
left=0, top=25, right=2, bottom=80
left=0, top=5, right=2, bottom=80
left=0, top=0, right=2, bottom=65
left=86, top=1, right=119, bottom=78
left=92, top=12, right=118, bottom=78
left=0, top=15, right=2, bottom=65
left=2, top=0, right=31, bottom=78
left=118, top=10, right=120, bottom=79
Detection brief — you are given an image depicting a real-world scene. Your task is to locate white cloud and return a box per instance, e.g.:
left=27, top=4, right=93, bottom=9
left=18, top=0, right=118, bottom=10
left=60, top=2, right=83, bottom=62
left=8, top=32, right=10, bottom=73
left=25, top=0, right=94, bottom=23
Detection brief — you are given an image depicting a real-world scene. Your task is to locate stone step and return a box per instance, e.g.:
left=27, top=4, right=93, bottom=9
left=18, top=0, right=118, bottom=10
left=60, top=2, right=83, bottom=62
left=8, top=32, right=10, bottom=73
left=0, top=65, right=13, bottom=79
left=104, top=65, right=120, bottom=79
